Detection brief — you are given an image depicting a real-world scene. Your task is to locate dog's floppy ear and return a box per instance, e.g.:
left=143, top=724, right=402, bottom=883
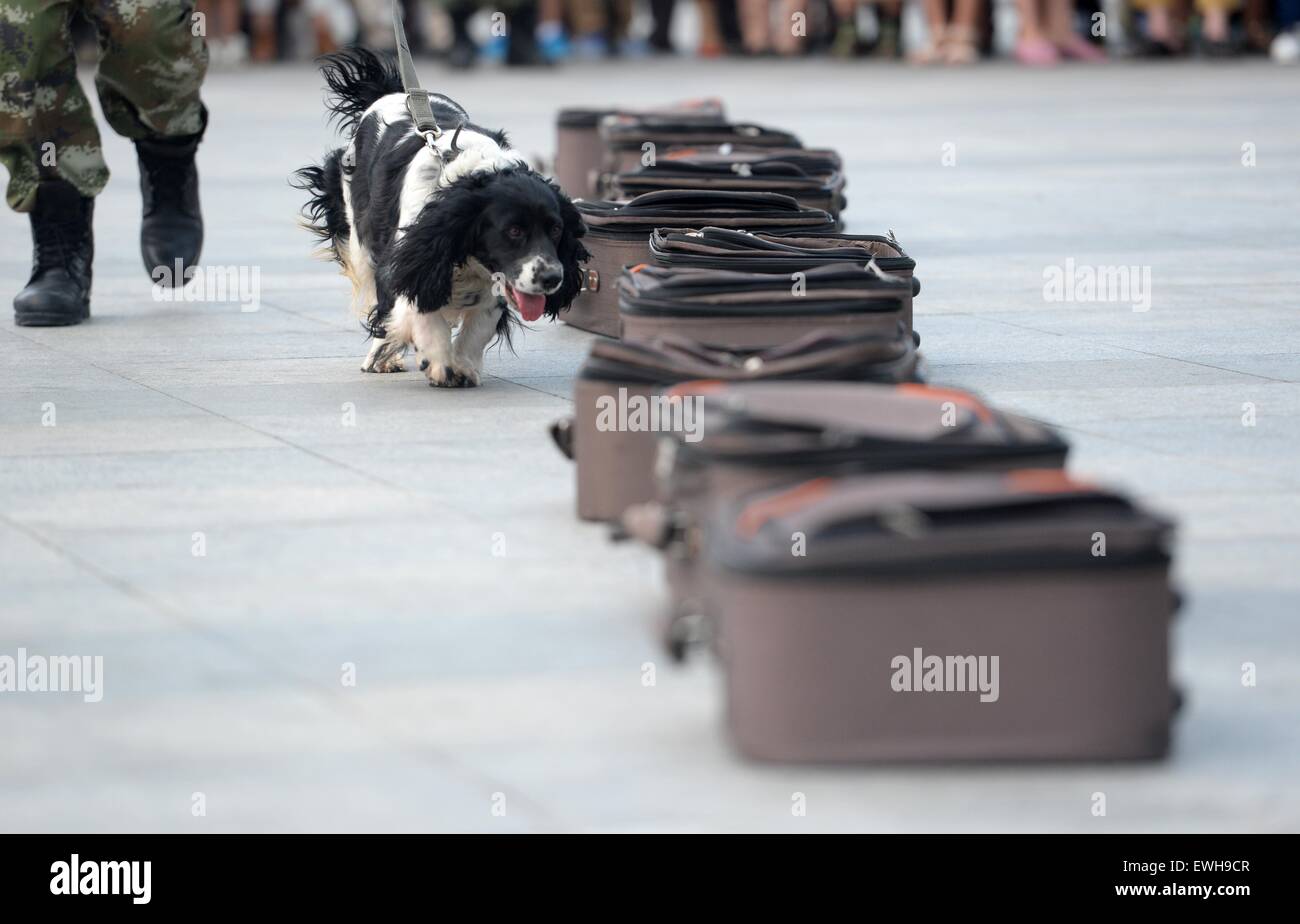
left=546, top=182, right=590, bottom=318
left=383, top=182, right=484, bottom=311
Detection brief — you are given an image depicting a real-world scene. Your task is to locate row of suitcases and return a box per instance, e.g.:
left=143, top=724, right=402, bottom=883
left=549, top=101, right=1181, bottom=764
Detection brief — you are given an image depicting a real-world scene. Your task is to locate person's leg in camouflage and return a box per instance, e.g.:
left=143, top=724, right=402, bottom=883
left=3, top=0, right=208, bottom=325
left=90, top=0, right=209, bottom=284
left=2, top=0, right=102, bottom=325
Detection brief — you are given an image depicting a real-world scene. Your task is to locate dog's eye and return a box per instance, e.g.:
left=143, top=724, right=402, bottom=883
left=506, top=226, right=524, bottom=241
left=550, top=224, right=563, bottom=240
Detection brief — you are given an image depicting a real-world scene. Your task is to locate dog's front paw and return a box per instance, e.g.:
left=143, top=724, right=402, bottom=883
left=361, top=341, right=406, bottom=373
left=363, top=356, right=405, bottom=374
left=451, top=359, right=481, bottom=388
left=422, top=358, right=480, bottom=388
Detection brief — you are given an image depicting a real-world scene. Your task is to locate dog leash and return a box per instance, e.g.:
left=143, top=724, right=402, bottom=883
left=391, top=2, right=441, bottom=149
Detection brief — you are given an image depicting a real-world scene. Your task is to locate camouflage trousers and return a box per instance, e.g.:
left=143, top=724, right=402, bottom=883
left=0, top=0, right=208, bottom=212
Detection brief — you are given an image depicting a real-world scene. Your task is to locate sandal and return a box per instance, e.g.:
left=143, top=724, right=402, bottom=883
left=908, top=25, right=946, bottom=64
left=943, top=26, right=979, bottom=65
left=1015, top=36, right=1059, bottom=66
left=1057, top=34, right=1106, bottom=62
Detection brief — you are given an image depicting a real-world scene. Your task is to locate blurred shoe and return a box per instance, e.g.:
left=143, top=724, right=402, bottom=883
left=1058, top=34, right=1106, bottom=61
left=908, top=43, right=942, bottom=63
left=1016, top=36, right=1060, bottom=66
left=506, top=40, right=553, bottom=67
left=481, top=34, right=507, bottom=63
left=944, top=27, right=979, bottom=65
left=225, top=33, right=249, bottom=64
left=619, top=37, right=651, bottom=58
left=1197, top=34, right=1240, bottom=58
left=1271, top=28, right=1300, bottom=63
left=1137, top=36, right=1180, bottom=56
left=572, top=33, right=609, bottom=59
left=908, top=26, right=944, bottom=64
left=211, top=36, right=248, bottom=67
left=537, top=22, right=570, bottom=61
left=649, top=33, right=675, bottom=55
left=830, top=22, right=862, bottom=58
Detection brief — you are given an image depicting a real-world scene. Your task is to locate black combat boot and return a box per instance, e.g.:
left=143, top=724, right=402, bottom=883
left=136, top=132, right=203, bottom=285
left=14, top=180, right=94, bottom=327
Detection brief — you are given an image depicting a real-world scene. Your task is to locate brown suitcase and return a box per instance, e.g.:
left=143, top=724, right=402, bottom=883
left=609, top=149, right=847, bottom=223
left=649, top=227, right=918, bottom=341
left=598, top=116, right=802, bottom=181
left=552, top=329, right=923, bottom=523
left=699, top=469, right=1180, bottom=762
left=618, top=262, right=912, bottom=351
left=554, top=100, right=726, bottom=199
left=567, top=191, right=836, bottom=338
left=620, top=381, right=1070, bottom=643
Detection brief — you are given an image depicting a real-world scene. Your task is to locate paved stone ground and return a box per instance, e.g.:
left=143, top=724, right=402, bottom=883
left=1, top=59, right=1297, bottom=833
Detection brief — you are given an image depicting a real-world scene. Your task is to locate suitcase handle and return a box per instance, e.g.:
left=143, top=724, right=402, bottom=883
left=894, top=383, right=995, bottom=423
left=735, top=478, right=835, bottom=538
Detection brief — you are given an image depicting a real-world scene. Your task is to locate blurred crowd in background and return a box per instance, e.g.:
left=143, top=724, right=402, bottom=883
left=192, top=0, right=1300, bottom=66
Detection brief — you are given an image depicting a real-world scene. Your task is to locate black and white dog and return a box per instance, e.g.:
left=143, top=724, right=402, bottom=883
left=294, top=48, right=588, bottom=386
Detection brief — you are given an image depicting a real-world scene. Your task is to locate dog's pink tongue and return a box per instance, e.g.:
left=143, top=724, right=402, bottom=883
left=511, top=287, right=546, bottom=322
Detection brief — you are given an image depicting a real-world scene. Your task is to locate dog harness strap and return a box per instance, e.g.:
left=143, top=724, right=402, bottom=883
left=392, top=2, right=441, bottom=141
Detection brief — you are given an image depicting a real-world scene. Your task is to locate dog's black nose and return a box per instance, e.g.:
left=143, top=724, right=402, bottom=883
left=538, top=266, right=563, bottom=291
